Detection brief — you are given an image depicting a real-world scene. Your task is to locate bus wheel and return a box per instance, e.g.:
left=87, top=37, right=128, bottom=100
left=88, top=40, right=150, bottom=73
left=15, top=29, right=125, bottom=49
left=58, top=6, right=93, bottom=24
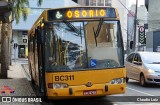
left=126, top=77, right=129, bottom=83
left=140, top=74, right=147, bottom=87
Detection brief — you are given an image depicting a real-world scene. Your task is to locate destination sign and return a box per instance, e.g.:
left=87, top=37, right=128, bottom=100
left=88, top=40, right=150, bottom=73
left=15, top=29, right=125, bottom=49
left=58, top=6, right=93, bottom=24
left=48, top=7, right=116, bottom=21
left=67, top=9, right=106, bottom=18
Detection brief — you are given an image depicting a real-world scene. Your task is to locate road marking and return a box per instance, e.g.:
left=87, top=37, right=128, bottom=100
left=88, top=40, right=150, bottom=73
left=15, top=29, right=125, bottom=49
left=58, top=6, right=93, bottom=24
left=126, top=87, right=155, bottom=96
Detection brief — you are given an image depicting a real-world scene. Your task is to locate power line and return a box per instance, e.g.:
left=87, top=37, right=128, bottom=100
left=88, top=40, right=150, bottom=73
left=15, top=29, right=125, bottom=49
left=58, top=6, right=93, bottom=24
left=118, top=0, right=135, bottom=17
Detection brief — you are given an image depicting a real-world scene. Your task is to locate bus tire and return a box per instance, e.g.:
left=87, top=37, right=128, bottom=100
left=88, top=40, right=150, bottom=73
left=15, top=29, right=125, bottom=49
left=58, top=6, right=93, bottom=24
left=126, top=77, right=129, bottom=83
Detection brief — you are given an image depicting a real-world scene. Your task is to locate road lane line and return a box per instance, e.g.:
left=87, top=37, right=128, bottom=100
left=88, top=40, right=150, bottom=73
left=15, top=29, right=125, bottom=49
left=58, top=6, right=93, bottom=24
left=126, top=87, right=155, bottom=96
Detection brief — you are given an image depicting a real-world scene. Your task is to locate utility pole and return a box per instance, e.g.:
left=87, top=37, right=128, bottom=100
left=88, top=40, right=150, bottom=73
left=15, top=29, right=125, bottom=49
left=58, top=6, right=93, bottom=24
left=133, top=0, right=138, bottom=51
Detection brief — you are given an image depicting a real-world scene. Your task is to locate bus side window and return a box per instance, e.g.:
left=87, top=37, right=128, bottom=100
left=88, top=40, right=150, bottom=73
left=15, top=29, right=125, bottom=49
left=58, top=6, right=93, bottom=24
left=30, top=34, right=33, bottom=52
left=33, top=34, right=35, bottom=53
left=28, top=34, right=31, bottom=52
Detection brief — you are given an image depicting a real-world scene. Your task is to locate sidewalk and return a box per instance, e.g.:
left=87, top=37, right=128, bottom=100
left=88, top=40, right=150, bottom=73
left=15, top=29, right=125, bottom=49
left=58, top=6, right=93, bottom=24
left=0, top=59, right=41, bottom=105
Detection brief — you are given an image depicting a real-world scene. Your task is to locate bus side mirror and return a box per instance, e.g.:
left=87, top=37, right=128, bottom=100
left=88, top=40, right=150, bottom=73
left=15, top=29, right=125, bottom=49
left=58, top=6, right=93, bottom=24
left=130, top=41, right=133, bottom=49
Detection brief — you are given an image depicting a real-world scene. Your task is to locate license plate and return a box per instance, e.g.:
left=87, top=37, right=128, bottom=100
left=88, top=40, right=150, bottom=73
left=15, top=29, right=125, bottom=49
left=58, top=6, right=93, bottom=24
left=83, top=90, right=97, bottom=95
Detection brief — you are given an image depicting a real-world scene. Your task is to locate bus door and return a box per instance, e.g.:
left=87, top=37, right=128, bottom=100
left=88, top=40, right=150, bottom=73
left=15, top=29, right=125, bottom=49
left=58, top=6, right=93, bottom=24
left=34, top=28, right=39, bottom=86
left=29, top=34, right=36, bottom=83
left=37, top=27, right=45, bottom=93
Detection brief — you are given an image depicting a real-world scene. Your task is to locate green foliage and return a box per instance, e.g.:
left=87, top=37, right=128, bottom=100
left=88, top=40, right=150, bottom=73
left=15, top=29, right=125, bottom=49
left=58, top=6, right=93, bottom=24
left=13, top=0, right=43, bottom=24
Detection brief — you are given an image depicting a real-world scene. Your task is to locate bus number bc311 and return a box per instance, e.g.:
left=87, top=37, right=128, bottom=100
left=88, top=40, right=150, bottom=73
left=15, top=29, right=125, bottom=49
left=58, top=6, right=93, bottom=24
left=55, top=75, right=74, bottom=81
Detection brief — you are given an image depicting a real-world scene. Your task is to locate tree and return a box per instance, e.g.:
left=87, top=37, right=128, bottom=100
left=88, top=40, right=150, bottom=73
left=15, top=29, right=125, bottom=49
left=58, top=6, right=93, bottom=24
left=13, top=0, right=43, bottom=23
left=0, top=0, right=43, bottom=79
left=7, top=0, right=30, bottom=67
left=1, top=22, right=8, bottom=78
left=0, top=0, right=12, bottom=79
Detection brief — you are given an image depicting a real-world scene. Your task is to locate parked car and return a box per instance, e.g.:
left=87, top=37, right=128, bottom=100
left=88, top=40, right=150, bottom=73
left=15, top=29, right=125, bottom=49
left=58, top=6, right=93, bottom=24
left=125, top=51, right=160, bottom=86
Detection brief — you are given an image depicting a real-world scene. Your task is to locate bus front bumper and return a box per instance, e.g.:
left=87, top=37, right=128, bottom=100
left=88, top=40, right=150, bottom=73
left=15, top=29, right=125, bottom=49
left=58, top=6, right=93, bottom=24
left=47, top=83, right=126, bottom=99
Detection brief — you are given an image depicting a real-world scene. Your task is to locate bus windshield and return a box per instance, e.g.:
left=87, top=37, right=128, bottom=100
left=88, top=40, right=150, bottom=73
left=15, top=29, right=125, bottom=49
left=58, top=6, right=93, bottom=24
left=45, top=20, right=124, bottom=71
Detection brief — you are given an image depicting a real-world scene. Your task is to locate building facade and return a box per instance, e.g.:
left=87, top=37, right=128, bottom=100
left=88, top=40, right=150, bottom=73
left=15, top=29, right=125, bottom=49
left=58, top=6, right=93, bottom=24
left=127, top=5, right=148, bottom=52
left=112, top=0, right=127, bottom=50
left=127, top=11, right=135, bottom=54
left=75, top=0, right=111, bottom=6
left=145, top=0, right=160, bottom=52
left=12, top=0, right=78, bottom=59
left=130, top=5, right=148, bottom=26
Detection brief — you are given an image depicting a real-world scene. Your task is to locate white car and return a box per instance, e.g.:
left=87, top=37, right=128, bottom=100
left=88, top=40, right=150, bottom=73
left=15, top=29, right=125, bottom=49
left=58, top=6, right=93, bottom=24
left=125, top=52, right=160, bottom=86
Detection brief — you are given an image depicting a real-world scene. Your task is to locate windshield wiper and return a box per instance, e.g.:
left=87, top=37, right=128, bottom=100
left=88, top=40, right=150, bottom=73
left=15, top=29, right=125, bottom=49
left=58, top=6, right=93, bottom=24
left=63, top=20, right=81, bottom=36
left=93, top=18, right=104, bottom=46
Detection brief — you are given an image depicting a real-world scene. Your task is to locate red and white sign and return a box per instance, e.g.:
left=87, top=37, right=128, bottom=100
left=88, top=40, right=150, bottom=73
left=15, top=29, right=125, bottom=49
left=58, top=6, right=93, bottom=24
left=83, top=90, right=97, bottom=95
left=139, top=26, right=145, bottom=32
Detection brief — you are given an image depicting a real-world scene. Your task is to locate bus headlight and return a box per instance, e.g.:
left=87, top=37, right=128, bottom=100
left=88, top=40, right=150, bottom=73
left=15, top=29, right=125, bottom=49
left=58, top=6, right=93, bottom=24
left=48, top=83, right=68, bottom=89
left=110, top=78, right=124, bottom=84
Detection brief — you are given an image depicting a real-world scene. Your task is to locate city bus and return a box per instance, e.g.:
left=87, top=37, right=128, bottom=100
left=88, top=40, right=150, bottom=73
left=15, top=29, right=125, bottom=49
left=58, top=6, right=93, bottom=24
left=28, top=6, right=126, bottom=99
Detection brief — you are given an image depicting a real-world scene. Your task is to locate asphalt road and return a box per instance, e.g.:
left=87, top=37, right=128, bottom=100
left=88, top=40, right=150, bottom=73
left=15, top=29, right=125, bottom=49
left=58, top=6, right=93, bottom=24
left=126, top=79, right=160, bottom=96
left=42, top=79, right=160, bottom=105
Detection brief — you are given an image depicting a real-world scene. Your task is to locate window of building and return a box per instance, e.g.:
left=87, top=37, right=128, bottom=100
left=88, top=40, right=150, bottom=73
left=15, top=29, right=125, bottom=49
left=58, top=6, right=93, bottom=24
left=78, top=0, right=112, bottom=6
left=86, top=0, right=89, bottom=6
left=90, top=0, right=97, bottom=6
left=105, top=0, right=111, bottom=6
left=98, top=0, right=105, bottom=6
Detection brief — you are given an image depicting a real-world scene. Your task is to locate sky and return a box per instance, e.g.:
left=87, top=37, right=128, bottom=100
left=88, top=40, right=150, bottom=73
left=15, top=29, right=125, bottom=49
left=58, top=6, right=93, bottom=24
left=128, top=0, right=145, bottom=7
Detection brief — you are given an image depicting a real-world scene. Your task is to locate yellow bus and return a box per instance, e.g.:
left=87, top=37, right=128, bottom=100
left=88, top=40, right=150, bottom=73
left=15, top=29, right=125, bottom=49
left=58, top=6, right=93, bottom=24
left=28, top=6, right=126, bottom=99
